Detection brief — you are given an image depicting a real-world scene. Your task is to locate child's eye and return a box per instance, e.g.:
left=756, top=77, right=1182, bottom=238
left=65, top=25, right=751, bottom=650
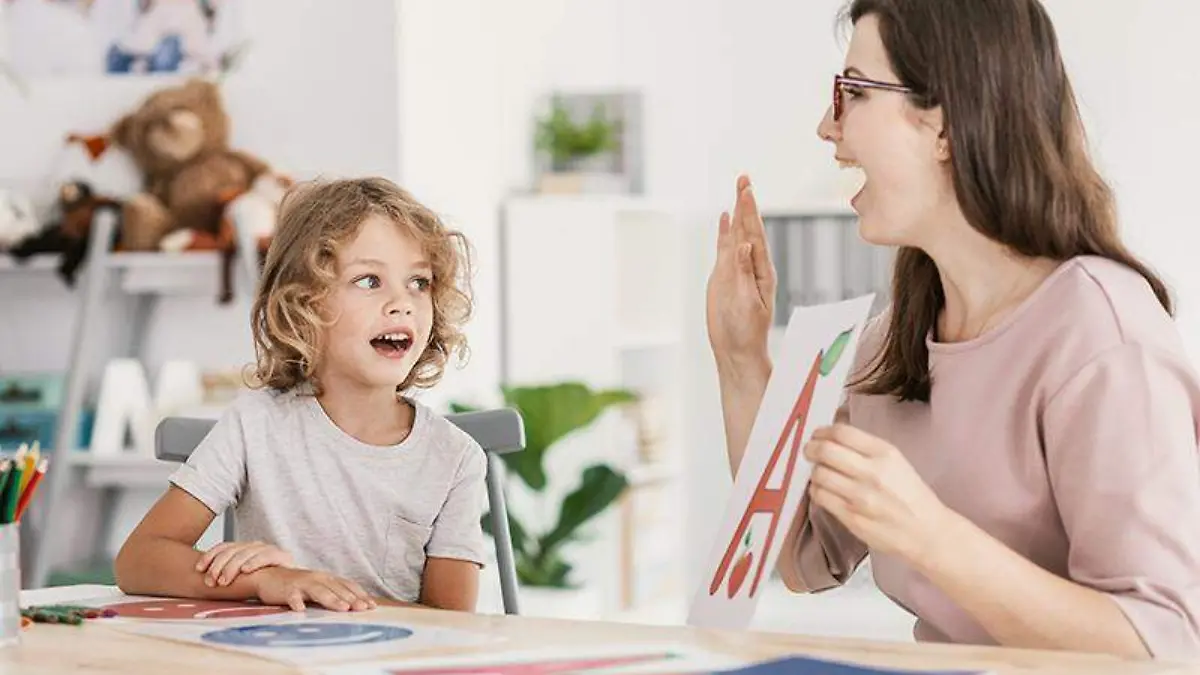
left=353, top=275, right=381, bottom=290
left=842, top=85, right=865, bottom=99
left=409, top=276, right=432, bottom=292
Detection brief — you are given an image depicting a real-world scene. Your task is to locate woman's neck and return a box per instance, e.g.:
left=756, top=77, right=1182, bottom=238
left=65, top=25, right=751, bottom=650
left=312, top=373, right=414, bottom=447
left=920, top=209, right=1061, bottom=343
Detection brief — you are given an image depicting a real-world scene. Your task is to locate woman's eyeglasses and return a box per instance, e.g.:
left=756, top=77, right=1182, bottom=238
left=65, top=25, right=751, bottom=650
left=833, top=74, right=913, bottom=121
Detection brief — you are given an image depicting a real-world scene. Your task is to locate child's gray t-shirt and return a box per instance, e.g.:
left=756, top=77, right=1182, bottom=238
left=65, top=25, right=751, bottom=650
left=168, top=387, right=487, bottom=602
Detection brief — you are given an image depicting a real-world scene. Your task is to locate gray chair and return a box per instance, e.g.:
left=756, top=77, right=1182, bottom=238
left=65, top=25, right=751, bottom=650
left=154, top=408, right=524, bottom=615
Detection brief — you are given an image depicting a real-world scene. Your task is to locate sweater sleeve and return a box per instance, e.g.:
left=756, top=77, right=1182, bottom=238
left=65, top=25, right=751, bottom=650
left=1042, top=342, right=1200, bottom=659
left=786, top=482, right=869, bottom=592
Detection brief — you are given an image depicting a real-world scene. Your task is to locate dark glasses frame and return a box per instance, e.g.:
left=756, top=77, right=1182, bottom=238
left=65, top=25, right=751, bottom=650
left=833, top=74, right=914, bottom=121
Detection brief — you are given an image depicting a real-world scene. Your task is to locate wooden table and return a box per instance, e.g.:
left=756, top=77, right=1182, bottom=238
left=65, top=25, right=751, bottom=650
left=3, top=586, right=1199, bottom=674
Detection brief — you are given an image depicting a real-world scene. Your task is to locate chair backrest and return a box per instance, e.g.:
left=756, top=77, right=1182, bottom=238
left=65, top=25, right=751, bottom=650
left=154, top=407, right=525, bottom=615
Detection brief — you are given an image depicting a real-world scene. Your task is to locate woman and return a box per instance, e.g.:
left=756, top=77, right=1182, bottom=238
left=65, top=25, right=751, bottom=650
left=707, top=0, right=1200, bottom=661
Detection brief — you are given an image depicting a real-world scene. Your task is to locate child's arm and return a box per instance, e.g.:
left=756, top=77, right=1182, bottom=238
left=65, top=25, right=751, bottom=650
left=419, top=558, right=480, bottom=611
left=115, top=401, right=265, bottom=600
left=418, top=442, right=488, bottom=611
left=115, top=486, right=377, bottom=611
left=114, top=486, right=265, bottom=601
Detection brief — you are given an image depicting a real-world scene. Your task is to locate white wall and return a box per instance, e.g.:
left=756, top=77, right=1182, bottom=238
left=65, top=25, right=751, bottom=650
left=1044, top=0, right=1200, bottom=354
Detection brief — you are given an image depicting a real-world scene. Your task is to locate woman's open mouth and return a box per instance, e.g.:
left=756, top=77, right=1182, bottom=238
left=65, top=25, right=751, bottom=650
left=838, top=159, right=867, bottom=209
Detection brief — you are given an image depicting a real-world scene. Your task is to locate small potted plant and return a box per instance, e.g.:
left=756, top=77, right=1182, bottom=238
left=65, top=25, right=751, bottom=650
left=533, top=95, right=626, bottom=194
left=452, top=381, right=638, bottom=616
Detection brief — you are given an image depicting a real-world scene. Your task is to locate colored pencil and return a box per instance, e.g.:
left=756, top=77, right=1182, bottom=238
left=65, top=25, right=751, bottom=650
left=1, top=447, right=26, bottom=524
left=0, top=458, right=13, bottom=524
left=18, top=442, right=38, bottom=494
left=0, top=459, right=12, bottom=506
left=14, top=459, right=47, bottom=522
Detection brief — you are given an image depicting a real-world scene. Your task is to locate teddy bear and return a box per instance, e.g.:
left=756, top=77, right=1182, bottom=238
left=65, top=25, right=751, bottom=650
left=160, top=171, right=292, bottom=303
left=68, top=78, right=270, bottom=254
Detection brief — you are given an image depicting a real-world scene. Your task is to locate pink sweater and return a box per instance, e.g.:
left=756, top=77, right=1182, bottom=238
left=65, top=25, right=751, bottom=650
left=790, top=256, right=1200, bottom=659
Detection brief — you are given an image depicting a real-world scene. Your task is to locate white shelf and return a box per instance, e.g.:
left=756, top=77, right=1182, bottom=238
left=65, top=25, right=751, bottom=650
left=0, top=253, right=58, bottom=272
left=67, top=452, right=165, bottom=467
left=0, top=252, right=232, bottom=297
left=109, top=251, right=232, bottom=295
left=0, top=251, right=226, bottom=272
left=65, top=451, right=175, bottom=488
left=106, top=251, right=223, bottom=269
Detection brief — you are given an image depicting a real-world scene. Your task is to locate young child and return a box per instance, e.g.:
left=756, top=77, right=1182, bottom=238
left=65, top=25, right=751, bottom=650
left=115, top=177, right=486, bottom=612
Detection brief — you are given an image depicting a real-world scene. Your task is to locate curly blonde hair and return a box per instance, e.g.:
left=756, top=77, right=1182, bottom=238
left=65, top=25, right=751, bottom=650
left=247, top=177, right=473, bottom=395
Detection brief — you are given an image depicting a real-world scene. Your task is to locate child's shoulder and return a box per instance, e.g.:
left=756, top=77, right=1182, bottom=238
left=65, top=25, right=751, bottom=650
left=223, top=385, right=309, bottom=424
left=411, top=400, right=486, bottom=464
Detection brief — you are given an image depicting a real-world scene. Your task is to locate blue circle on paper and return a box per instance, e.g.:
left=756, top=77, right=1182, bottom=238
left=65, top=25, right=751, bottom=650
left=200, top=622, right=412, bottom=648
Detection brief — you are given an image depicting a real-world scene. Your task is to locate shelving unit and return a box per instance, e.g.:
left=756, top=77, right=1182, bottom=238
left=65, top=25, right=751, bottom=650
left=497, top=194, right=688, bottom=620
left=19, top=209, right=262, bottom=588
left=762, top=208, right=893, bottom=323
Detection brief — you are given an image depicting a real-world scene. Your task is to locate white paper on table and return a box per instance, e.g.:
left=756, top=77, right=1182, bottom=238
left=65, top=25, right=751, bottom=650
left=311, top=642, right=748, bottom=675
left=111, top=616, right=501, bottom=666
left=687, top=294, right=876, bottom=630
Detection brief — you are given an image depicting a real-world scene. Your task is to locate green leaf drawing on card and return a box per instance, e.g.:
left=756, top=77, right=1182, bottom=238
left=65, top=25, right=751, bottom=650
left=819, top=327, right=855, bottom=376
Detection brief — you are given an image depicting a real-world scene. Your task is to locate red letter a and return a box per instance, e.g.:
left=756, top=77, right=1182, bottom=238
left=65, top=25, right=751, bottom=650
left=709, top=351, right=822, bottom=598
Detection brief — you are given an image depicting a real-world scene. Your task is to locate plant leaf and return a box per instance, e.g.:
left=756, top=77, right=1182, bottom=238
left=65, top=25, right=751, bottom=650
left=545, top=557, right=575, bottom=588
left=538, top=464, right=629, bottom=557
left=499, top=383, right=637, bottom=491
left=517, top=553, right=575, bottom=589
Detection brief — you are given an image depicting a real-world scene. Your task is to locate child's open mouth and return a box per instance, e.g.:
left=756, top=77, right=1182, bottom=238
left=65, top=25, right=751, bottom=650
left=370, top=330, right=414, bottom=360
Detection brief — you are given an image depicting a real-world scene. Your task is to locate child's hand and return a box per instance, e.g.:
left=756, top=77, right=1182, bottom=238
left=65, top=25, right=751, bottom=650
left=252, top=567, right=378, bottom=613
left=196, top=541, right=295, bottom=587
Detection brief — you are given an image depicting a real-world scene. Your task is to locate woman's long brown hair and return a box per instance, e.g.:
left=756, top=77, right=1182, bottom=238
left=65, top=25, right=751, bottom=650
left=844, top=0, right=1172, bottom=402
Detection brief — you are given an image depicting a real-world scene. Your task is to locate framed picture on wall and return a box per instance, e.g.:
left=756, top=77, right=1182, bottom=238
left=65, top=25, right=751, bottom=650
left=2, top=0, right=243, bottom=78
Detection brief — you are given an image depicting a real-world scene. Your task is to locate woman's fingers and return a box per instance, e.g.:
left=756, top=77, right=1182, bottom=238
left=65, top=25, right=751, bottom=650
left=810, top=465, right=859, bottom=503
left=727, top=178, right=776, bottom=313
left=717, top=211, right=732, bottom=251
left=810, top=484, right=856, bottom=526
left=814, top=424, right=892, bottom=458
left=805, top=438, right=874, bottom=479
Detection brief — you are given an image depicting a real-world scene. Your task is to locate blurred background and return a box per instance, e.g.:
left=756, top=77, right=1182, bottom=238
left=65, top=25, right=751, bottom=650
left=0, top=0, right=1195, bottom=643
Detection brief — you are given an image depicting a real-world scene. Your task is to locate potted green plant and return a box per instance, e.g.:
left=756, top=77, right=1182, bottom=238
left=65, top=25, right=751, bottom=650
left=535, top=96, right=622, bottom=173
left=451, top=382, right=637, bottom=615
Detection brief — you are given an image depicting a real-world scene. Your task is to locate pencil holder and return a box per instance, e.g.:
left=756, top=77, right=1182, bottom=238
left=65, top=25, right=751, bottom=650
left=0, top=523, right=18, bottom=647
